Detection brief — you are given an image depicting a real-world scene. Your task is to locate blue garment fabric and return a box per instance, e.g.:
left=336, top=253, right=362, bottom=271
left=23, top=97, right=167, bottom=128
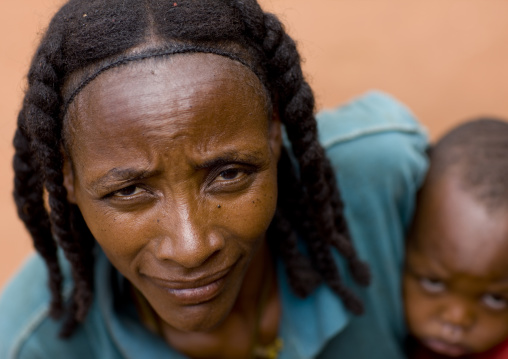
left=0, top=91, right=428, bottom=359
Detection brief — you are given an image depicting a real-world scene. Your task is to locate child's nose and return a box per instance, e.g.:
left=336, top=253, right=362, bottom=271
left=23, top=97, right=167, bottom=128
left=439, top=302, right=475, bottom=331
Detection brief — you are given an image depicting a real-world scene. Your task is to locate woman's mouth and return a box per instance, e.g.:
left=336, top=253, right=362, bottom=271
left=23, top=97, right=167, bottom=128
left=423, top=338, right=470, bottom=357
left=144, top=265, right=234, bottom=305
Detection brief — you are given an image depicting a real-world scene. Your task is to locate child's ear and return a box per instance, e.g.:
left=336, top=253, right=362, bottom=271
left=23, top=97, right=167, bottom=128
left=270, top=110, right=282, bottom=161
left=62, top=150, right=77, bottom=204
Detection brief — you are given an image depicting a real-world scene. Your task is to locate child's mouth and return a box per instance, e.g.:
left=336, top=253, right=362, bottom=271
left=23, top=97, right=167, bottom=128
left=423, top=338, right=470, bottom=357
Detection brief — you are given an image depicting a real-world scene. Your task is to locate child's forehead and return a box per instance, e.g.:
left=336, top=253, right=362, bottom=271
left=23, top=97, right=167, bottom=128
left=411, top=173, right=508, bottom=279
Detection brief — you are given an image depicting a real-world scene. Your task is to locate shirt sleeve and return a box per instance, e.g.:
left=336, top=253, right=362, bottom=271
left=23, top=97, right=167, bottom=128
left=316, top=91, right=429, bottom=358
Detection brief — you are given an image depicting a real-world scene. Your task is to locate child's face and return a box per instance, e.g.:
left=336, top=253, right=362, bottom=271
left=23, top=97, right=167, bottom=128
left=404, top=173, right=508, bottom=357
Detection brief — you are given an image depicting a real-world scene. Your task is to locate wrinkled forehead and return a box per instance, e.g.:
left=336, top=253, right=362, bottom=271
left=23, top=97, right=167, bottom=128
left=63, top=52, right=271, bottom=150
left=61, top=40, right=268, bottom=112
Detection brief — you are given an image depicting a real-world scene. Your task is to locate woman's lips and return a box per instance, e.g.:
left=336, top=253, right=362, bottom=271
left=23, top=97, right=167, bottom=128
left=423, top=338, right=470, bottom=357
left=143, top=265, right=233, bottom=305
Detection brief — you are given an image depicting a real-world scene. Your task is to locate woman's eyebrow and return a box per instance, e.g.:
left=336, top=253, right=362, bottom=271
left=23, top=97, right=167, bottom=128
left=89, top=151, right=266, bottom=190
left=90, top=168, right=159, bottom=191
left=194, top=151, right=265, bottom=171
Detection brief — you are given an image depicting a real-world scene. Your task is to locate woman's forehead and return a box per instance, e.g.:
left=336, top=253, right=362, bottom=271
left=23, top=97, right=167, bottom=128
left=64, top=53, right=270, bottom=146
left=62, top=46, right=267, bottom=113
left=64, top=53, right=271, bottom=153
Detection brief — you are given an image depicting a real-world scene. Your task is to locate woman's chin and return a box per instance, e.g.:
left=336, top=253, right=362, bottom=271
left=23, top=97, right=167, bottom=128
left=156, top=295, right=236, bottom=333
left=167, top=313, right=227, bottom=334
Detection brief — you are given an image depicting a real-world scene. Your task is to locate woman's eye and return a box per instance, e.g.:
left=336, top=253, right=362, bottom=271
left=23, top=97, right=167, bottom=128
left=482, top=294, right=507, bottom=311
left=207, top=165, right=256, bottom=192
left=218, top=169, right=243, bottom=181
left=112, top=185, right=143, bottom=197
left=420, top=277, right=445, bottom=293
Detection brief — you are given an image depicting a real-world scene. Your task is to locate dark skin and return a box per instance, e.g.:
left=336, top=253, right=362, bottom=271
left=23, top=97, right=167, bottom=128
left=404, top=172, right=508, bottom=358
left=62, top=54, right=282, bottom=358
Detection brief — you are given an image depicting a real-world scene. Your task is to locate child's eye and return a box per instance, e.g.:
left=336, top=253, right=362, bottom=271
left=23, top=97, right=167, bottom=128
left=112, top=185, right=144, bottom=197
left=482, top=294, right=507, bottom=311
left=419, top=277, right=446, bottom=293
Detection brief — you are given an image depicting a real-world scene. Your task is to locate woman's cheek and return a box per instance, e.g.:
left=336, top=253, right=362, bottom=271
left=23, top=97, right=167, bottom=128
left=226, top=176, right=278, bottom=241
left=82, top=205, right=152, bottom=257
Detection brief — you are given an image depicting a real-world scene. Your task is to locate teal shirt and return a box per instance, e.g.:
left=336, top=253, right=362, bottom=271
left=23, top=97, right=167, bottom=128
left=0, top=91, right=428, bottom=359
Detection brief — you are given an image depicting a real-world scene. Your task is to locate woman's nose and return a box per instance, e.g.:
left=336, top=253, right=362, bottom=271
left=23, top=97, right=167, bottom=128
left=154, top=203, right=225, bottom=268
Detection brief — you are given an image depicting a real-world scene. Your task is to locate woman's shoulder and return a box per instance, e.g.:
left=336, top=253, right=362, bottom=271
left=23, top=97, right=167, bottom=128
left=317, top=91, right=429, bottom=228
left=317, top=90, right=428, bottom=158
left=311, top=92, right=430, bottom=358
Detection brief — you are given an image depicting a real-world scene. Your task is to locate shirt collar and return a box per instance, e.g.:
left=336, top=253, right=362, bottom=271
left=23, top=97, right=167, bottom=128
left=277, top=260, right=351, bottom=359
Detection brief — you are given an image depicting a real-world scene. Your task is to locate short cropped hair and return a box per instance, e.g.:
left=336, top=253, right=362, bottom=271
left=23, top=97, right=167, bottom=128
left=428, top=118, right=508, bottom=212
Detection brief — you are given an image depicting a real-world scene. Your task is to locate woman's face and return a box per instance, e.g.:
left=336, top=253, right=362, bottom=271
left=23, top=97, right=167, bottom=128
left=63, top=54, right=281, bottom=332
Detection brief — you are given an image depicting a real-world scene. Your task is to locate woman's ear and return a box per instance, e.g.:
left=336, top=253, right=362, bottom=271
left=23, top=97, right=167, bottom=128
left=269, top=110, right=283, bottom=161
left=62, top=150, right=77, bottom=204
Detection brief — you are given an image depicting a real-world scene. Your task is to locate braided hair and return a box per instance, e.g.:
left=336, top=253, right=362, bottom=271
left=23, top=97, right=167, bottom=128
left=14, top=0, right=370, bottom=337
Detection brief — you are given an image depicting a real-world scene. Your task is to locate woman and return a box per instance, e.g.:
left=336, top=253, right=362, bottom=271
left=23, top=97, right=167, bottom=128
left=0, top=0, right=428, bottom=358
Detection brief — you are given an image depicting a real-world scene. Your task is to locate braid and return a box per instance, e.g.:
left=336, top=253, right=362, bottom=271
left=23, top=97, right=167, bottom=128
left=13, top=125, right=64, bottom=318
left=267, top=147, right=322, bottom=295
left=18, top=25, right=95, bottom=337
left=234, top=1, right=370, bottom=312
left=14, top=0, right=372, bottom=337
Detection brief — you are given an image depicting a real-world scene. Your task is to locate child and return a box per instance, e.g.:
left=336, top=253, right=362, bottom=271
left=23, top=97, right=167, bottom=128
left=404, top=118, right=508, bottom=358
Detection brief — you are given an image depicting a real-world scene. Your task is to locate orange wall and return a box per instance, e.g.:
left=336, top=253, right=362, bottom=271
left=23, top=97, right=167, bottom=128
left=2, top=0, right=508, bottom=289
